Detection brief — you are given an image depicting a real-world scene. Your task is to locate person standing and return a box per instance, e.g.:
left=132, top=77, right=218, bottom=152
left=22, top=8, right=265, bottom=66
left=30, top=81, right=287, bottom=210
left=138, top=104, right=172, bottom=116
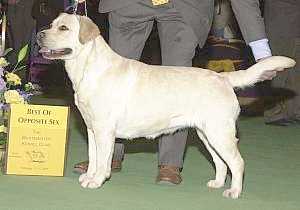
left=5, top=0, right=35, bottom=71
left=31, top=0, right=64, bottom=31
left=74, top=0, right=272, bottom=185
left=263, top=0, right=300, bottom=125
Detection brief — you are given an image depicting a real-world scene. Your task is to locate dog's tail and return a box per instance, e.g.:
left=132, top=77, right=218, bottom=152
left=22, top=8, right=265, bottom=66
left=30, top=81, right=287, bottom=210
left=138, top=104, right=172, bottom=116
left=221, top=56, right=296, bottom=88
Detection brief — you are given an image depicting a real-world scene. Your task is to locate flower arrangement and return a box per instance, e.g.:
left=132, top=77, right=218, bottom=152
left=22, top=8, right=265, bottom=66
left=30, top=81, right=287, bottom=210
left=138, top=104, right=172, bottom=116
left=0, top=45, right=36, bottom=146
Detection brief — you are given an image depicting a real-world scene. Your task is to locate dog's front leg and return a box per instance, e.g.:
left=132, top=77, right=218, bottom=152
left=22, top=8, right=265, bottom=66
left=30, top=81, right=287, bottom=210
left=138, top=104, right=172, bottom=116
left=82, top=128, right=97, bottom=176
left=79, top=126, right=115, bottom=189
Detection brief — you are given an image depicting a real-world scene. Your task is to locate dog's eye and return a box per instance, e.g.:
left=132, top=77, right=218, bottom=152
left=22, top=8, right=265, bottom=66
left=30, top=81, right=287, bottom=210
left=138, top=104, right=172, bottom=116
left=59, top=25, right=69, bottom=31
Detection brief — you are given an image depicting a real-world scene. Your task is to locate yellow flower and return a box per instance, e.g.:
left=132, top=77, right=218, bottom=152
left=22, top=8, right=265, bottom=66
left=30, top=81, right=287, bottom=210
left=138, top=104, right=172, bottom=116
left=5, top=72, right=22, bottom=85
left=0, top=57, right=9, bottom=67
left=0, top=125, right=7, bottom=133
left=4, top=90, right=25, bottom=104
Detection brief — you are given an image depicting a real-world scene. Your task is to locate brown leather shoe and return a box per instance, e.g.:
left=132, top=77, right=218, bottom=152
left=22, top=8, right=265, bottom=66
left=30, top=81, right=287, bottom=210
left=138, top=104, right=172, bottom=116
left=73, top=160, right=122, bottom=174
left=73, top=160, right=89, bottom=174
left=156, top=165, right=182, bottom=185
left=111, top=160, right=122, bottom=172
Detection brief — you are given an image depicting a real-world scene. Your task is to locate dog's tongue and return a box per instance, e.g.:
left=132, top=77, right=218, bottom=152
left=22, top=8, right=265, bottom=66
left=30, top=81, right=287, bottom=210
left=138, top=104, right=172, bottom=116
left=39, top=48, right=67, bottom=56
left=39, top=47, right=51, bottom=53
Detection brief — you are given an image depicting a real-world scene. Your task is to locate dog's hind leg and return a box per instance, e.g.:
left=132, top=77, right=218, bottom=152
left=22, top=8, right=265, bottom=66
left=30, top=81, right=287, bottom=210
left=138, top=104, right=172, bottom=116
left=196, top=129, right=227, bottom=189
left=203, top=119, right=244, bottom=199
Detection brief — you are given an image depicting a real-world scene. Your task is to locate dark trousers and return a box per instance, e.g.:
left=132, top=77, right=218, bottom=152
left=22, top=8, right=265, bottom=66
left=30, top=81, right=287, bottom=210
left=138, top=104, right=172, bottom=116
left=108, top=1, right=199, bottom=167
left=263, top=0, right=300, bottom=121
left=7, top=0, right=35, bottom=67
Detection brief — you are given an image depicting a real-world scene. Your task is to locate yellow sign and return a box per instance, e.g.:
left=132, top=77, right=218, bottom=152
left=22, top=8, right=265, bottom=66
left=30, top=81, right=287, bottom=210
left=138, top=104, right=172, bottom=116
left=152, top=0, right=169, bottom=6
left=4, top=104, right=69, bottom=176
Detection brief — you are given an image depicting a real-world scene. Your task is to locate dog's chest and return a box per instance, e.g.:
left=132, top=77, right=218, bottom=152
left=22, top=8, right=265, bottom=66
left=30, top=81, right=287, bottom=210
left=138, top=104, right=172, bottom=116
left=74, top=93, right=87, bottom=106
left=74, top=93, right=93, bottom=127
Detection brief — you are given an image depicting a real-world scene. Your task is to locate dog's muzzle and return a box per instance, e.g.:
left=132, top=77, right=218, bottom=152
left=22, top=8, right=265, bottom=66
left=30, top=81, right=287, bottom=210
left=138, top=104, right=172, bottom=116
left=37, top=31, right=73, bottom=59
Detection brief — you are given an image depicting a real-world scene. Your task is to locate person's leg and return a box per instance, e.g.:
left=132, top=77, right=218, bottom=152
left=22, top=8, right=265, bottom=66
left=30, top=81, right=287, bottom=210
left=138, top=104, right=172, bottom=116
left=155, top=4, right=198, bottom=184
left=285, top=38, right=300, bottom=120
left=7, top=0, right=35, bottom=68
left=108, top=3, right=155, bottom=162
left=74, top=2, right=155, bottom=173
left=108, top=2, right=155, bottom=59
left=264, top=0, right=300, bottom=124
left=263, top=40, right=294, bottom=124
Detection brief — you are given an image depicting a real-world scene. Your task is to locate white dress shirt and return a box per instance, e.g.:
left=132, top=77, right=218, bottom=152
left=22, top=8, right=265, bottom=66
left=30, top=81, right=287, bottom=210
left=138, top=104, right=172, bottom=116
left=249, top=38, right=272, bottom=61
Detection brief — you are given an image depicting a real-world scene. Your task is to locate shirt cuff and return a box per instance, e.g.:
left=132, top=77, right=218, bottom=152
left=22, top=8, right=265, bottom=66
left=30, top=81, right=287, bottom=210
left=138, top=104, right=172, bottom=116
left=249, top=38, right=272, bottom=61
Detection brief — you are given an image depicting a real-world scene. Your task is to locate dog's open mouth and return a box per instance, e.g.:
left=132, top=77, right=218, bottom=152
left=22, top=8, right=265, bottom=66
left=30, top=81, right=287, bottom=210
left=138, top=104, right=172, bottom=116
left=39, top=47, right=72, bottom=59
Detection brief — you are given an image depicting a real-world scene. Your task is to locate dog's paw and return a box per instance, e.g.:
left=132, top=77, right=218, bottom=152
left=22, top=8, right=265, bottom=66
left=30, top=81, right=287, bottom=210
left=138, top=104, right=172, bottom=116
left=222, top=188, right=241, bottom=199
left=105, top=171, right=111, bottom=180
left=79, top=173, right=89, bottom=182
left=207, top=179, right=224, bottom=189
left=79, top=173, right=106, bottom=189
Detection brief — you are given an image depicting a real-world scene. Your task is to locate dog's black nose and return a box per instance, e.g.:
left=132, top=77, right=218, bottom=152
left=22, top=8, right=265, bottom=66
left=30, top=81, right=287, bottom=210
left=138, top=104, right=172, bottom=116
left=37, top=31, right=46, bottom=40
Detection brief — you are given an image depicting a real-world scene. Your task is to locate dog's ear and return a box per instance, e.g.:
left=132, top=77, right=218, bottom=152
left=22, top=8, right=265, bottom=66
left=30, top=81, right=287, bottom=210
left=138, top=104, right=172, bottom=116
left=79, top=16, right=100, bottom=44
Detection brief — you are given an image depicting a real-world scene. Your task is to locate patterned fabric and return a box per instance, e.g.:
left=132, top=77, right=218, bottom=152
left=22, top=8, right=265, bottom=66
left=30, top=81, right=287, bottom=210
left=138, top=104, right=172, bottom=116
left=207, top=59, right=237, bottom=73
left=206, top=36, right=250, bottom=72
left=152, top=0, right=169, bottom=6
left=206, top=36, right=261, bottom=100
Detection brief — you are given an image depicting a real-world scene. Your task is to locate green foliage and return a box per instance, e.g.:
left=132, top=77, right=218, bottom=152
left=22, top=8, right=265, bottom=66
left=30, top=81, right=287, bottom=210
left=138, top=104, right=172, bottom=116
left=3, top=48, right=13, bottom=57
left=0, top=43, right=34, bottom=146
left=17, top=44, right=29, bottom=64
left=0, top=134, right=6, bottom=145
left=13, top=44, right=29, bottom=73
left=24, top=83, right=34, bottom=92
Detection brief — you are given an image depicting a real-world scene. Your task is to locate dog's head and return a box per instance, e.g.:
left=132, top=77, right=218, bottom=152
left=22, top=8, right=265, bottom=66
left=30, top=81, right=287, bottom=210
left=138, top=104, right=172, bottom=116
left=37, top=13, right=100, bottom=60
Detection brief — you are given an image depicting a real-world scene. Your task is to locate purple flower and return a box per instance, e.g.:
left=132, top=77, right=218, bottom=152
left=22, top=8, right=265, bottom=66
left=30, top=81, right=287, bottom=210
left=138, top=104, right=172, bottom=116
left=0, top=78, right=6, bottom=91
left=0, top=103, right=9, bottom=111
left=0, top=67, right=4, bottom=76
left=17, top=89, right=33, bottom=102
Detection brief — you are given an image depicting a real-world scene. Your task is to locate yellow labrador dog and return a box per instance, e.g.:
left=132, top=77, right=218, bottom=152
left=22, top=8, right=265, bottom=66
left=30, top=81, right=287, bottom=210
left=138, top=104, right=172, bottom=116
left=37, top=13, right=295, bottom=199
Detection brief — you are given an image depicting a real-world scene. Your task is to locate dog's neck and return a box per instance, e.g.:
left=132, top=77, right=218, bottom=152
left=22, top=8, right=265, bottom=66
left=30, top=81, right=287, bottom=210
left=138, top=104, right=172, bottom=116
left=64, top=36, right=122, bottom=92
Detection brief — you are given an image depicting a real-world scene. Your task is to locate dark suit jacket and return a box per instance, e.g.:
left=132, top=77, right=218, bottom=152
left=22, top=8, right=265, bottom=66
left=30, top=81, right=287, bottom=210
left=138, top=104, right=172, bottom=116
left=264, top=0, right=299, bottom=39
left=98, top=0, right=267, bottom=47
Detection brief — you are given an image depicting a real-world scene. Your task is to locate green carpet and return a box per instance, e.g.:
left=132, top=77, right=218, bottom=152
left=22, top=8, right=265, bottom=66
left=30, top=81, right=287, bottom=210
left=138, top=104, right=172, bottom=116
left=0, top=95, right=300, bottom=210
